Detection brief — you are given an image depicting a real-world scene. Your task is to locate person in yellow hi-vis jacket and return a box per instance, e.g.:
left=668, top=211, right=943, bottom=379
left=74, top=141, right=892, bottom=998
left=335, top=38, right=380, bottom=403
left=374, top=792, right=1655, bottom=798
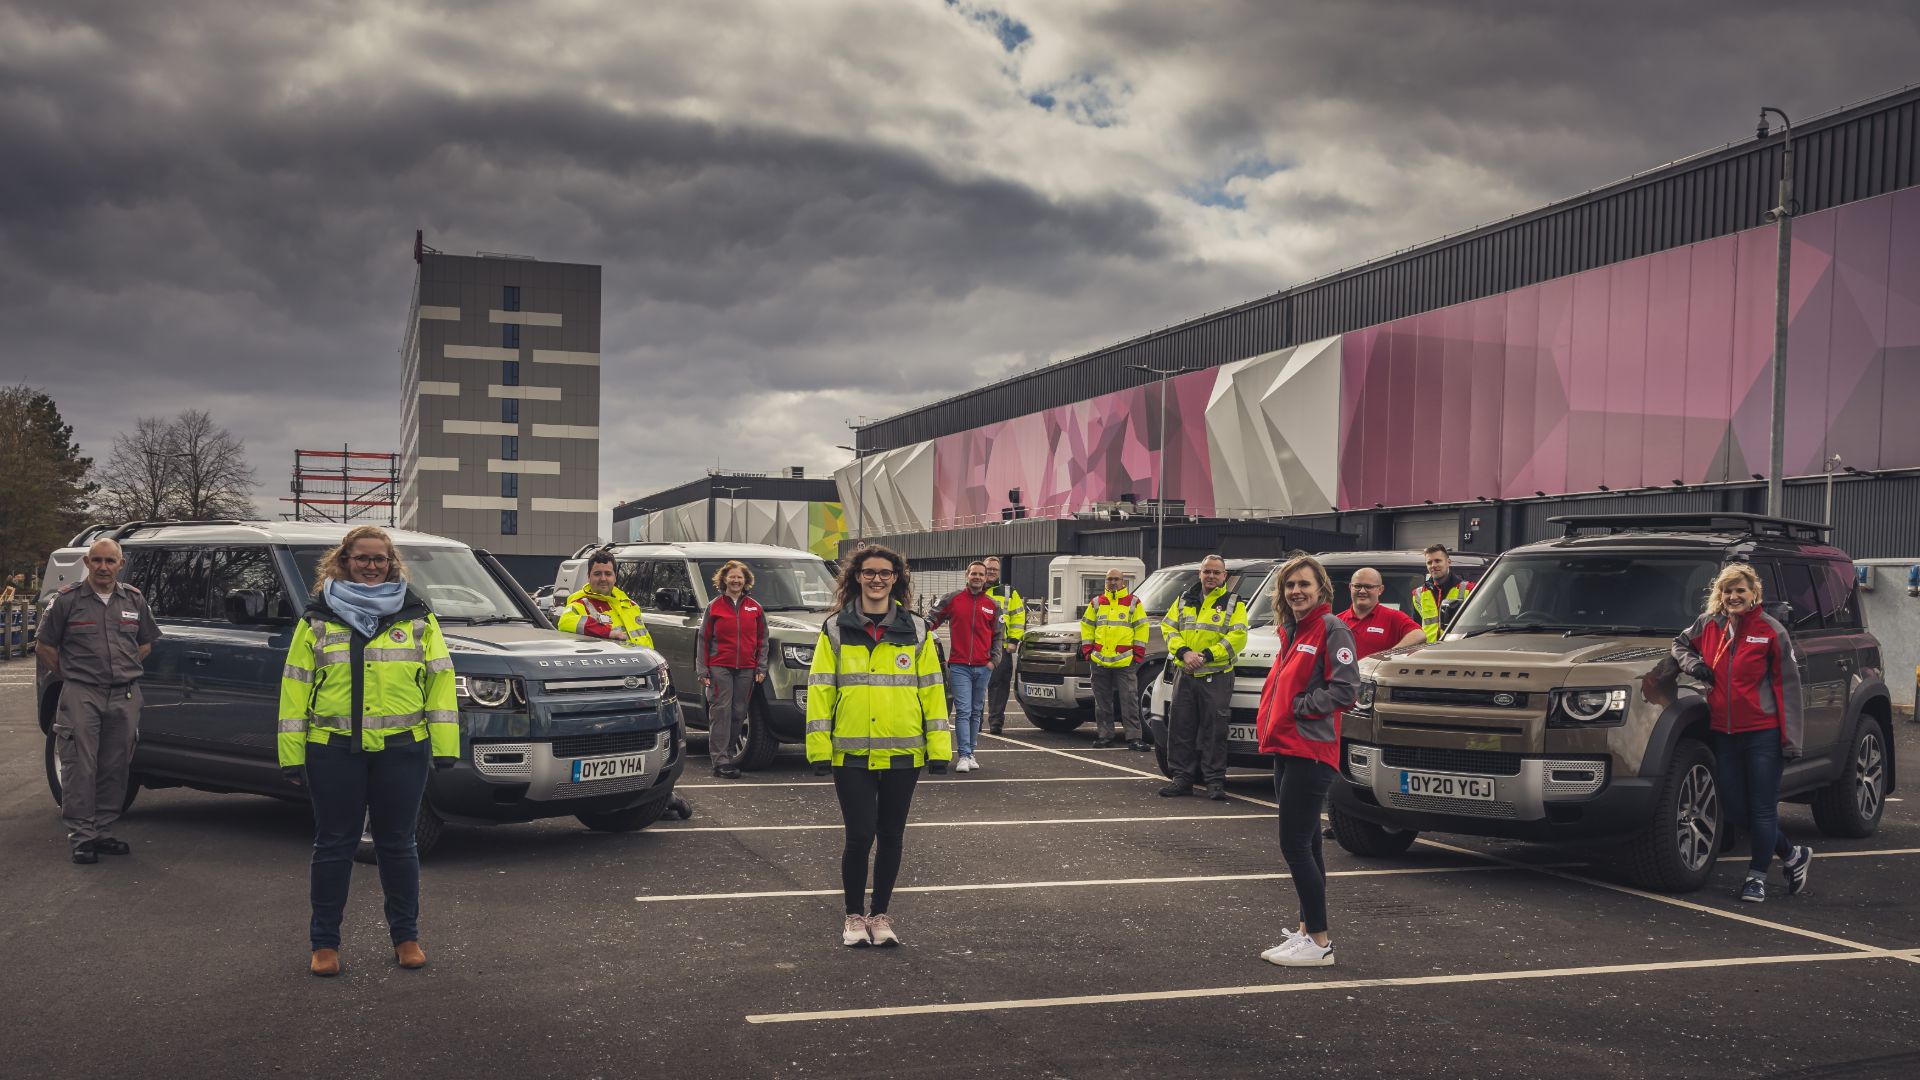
left=278, top=526, right=458, bottom=978
left=805, top=544, right=950, bottom=949
left=1080, top=566, right=1150, bottom=747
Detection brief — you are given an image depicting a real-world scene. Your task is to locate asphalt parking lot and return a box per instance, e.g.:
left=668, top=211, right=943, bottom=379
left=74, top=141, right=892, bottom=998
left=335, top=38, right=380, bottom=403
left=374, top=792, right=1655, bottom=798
left=4, top=668, right=1920, bottom=1080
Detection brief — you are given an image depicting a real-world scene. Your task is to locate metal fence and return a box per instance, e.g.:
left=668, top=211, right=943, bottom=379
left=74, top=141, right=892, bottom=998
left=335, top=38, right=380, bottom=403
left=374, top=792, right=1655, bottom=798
left=1, top=601, right=39, bottom=661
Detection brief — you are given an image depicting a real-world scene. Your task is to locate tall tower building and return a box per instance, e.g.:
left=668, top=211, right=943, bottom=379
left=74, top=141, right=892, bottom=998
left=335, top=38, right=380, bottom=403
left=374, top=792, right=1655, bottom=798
left=399, top=244, right=602, bottom=556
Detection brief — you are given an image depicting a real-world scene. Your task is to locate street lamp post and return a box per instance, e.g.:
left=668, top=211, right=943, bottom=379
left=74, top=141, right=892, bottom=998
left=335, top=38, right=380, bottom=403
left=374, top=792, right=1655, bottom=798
left=1823, top=453, right=1843, bottom=529
left=1127, top=363, right=1193, bottom=572
left=1759, top=107, right=1795, bottom=518
left=715, top=484, right=750, bottom=542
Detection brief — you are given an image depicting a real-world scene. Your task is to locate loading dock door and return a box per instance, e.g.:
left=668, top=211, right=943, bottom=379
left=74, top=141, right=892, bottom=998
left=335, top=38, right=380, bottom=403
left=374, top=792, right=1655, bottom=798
left=1393, top=510, right=1459, bottom=552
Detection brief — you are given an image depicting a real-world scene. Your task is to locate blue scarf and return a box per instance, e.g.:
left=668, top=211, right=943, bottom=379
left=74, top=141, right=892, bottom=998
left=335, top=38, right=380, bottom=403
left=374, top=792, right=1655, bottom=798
left=323, top=579, right=408, bottom=639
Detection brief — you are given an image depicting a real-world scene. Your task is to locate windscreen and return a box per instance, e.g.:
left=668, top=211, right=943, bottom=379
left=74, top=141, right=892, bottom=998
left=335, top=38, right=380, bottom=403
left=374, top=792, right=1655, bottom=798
left=694, top=558, right=839, bottom=612
left=1448, top=553, right=1721, bottom=637
left=292, top=545, right=531, bottom=623
left=1247, top=567, right=1427, bottom=627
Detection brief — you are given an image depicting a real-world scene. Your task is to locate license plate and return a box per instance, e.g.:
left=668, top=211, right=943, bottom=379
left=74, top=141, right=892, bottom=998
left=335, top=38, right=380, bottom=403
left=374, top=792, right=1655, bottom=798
left=571, top=754, right=647, bottom=783
left=1022, top=683, right=1057, bottom=700
left=1227, top=724, right=1257, bottom=743
left=1397, top=770, right=1496, bottom=801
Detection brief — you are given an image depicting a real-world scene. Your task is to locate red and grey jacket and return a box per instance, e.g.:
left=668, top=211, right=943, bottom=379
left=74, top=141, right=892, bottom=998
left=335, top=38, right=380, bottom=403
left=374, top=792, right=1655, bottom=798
left=1255, top=603, right=1360, bottom=769
left=1670, top=608, right=1804, bottom=757
left=697, top=593, right=770, bottom=680
left=928, top=588, right=1004, bottom=667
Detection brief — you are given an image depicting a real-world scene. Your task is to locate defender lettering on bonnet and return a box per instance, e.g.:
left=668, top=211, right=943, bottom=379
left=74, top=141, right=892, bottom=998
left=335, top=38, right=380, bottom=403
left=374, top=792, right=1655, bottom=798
left=1397, top=667, right=1532, bottom=679
left=538, top=655, right=649, bottom=668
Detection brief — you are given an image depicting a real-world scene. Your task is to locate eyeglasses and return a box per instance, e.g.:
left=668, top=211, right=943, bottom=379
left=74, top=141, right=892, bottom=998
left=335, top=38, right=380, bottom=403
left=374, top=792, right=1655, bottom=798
left=1350, top=583, right=1381, bottom=591
left=857, top=568, right=896, bottom=580
left=349, top=554, right=393, bottom=567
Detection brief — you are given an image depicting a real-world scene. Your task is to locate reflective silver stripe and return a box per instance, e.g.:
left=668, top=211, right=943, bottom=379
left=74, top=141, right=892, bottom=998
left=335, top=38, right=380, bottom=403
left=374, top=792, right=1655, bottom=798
left=277, top=718, right=306, bottom=733
left=917, top=673, right=942, bottom=688
left=310, top=712, right=425, bottom=728
left=833, top=736, right=926, bottom=751
left=805, top=720, right=833, bottom=734
left=321, top=631, right=353, bottom=647
left=412, top=619, right=427, bottom=639
left=807, top=672, right=837, bottom=687
left=363, top=647, right=425, bottom=663
left=424, top=656, right=454, bottom=674
left=281, top=664, right=313, bottom=683
left=1085, top=616, right=1135, bottom=627
left=425, top=710, right=458, bottom=725
left=838, top=673, right=920, bottom=688
left=924, top=719, right=952, bottom=732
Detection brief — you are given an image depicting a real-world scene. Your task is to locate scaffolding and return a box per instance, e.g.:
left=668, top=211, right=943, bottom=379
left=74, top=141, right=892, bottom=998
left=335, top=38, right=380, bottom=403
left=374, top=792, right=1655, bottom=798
left=284, top=447, right=400, bottom=525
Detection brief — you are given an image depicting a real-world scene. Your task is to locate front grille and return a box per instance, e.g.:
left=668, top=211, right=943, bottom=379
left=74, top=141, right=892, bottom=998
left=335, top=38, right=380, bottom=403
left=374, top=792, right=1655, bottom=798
left=1232, top=665, right=1270, bottom=680
left=1018, top=673, right=1065, bottom=686
left=545, top=675, right=659, bottom=694
left=1586, top=645, right=1669, bottom=663
left=549, top=773, right=656, bottom=800
left=471, top=741, right=533, bottom=779
left=550, top=730, right=668, bottom=758
left=1387, top=792, right=1518, bottom=819
left=1391, top=687, right=1531, bottom=709
left=1381, top=746, right=1523, bottom=776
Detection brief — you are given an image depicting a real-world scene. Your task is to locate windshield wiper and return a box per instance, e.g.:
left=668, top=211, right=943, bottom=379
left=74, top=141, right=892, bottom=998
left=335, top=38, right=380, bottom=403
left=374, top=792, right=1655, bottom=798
left=468, top=615, right=529, bottom=626
left=1457, top=623, right=1585, bottom=638
left=1560, top=624, right=1672, bottom=637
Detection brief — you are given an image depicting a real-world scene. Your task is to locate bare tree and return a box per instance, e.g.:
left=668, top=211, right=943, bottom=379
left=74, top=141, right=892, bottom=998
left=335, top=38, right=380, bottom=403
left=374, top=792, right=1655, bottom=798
left=166, top=409, right=258, bottom=519
left=93, top=416, right=180, bottom=523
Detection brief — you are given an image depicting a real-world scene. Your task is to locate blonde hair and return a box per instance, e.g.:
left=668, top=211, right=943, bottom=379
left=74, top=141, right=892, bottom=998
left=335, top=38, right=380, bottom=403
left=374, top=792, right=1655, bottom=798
left=711, top=559, right=755, bottom=593
left=312, top=525, right=406, bottom=594
left=1274, top=553, right=1333, bottom=633
left=1704, top=562, right=1763, bottom=618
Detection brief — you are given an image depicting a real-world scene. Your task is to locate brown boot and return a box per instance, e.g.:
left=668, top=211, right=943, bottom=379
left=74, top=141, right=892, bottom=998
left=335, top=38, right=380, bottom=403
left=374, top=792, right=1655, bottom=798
left=394, top=941, right=427, bottom=969
left=309, top=948, right=341, bottom=977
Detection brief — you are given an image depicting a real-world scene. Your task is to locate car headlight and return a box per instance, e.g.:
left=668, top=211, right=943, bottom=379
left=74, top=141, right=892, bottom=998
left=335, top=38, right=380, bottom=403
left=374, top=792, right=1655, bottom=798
left=455, top=674, right=524, bottom=709
left=1354, top=679, right=1377, bottom=712
left=1548, top=686, right=1629, bottom=727
left=782, top=643, right=814, bottom=668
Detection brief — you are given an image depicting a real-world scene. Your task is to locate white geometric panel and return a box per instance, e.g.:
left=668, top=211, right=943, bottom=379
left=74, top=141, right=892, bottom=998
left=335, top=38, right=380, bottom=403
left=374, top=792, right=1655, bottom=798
left=834, top=440, right=938, bottom=536
left=1207, top=334, right=1342, bottom=517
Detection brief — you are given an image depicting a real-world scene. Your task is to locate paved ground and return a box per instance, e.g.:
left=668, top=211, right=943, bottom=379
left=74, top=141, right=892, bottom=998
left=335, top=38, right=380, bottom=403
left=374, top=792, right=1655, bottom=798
left=3, top=666, right=1920, bottom=1079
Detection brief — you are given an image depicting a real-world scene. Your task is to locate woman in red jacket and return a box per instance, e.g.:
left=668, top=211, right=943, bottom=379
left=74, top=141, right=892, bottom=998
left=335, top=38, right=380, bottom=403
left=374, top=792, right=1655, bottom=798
left=1254, top=553, right=1358, bottom=967
left=1671, top=563, right=1812, bottom=903
left=698, top=560, right=769, bottom=779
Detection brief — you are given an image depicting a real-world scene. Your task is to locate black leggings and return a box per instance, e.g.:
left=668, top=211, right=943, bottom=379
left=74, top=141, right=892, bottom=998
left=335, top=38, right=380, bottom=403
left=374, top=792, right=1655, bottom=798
left=1275, top=755, right=1338, bottom=935
left=833, top=765, right=921, bottom=916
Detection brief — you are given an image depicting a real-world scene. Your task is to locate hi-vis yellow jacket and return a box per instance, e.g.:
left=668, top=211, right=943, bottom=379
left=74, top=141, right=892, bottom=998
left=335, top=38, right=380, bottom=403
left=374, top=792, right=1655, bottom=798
left=277, top=594, right=459, bottom=767
left=558, top=585, right=654, bottom=649
left=987, top=584, right=1027, bottom=644
left=805, top=604, right=952, bottom=769
left=1164, top=585, right=1250, bottom=675
left=1080, top=589, right=1148, bottom=668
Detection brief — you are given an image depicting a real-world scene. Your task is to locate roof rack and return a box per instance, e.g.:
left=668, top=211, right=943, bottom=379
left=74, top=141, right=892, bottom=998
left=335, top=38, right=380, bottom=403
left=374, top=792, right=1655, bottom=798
left=105, top=519, right=253, bottom=541
left=1547, top=512, right=1831, bottom=542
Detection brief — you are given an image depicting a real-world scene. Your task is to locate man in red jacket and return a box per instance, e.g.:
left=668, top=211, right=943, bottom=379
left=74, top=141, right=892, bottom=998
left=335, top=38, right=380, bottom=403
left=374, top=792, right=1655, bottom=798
left=929, top=562, right=1003, bottom=773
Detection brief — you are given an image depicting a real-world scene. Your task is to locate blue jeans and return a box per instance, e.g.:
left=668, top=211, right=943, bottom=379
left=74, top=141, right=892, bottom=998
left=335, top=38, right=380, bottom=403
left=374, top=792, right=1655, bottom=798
left=947, top=664, right=992, bottom=757
left=1712, top=729, right=1794, bottom=874
left=304, top=736, right=432, bottom=949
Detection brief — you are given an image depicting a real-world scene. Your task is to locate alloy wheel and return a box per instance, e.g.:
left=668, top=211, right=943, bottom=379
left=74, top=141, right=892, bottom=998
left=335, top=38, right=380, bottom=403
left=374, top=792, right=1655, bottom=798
left=1674, top=763, right=1719, bottom=873
left=1856, top=730, right=1885, bottom=822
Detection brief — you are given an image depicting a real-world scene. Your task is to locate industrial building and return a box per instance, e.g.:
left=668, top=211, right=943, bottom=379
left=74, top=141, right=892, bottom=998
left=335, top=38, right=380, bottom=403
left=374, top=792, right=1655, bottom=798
left=398, top=238, right=603, bottom=572
left=612, top=470, right=846, bottom=561
left=840, top=84, right=1920, bottom=568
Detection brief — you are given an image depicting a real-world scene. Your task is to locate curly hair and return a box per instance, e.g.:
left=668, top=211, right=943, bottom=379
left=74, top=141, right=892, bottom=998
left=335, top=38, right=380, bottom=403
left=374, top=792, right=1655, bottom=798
left=1273, top=553, right=1334, bottom=634
left=311, top=525, right=407, bottom=595
left=833, top=544, right=911, bottom=610
left=711, top=559, right=755, bottom=593
left=1704, top=562, right=1764, bottom=618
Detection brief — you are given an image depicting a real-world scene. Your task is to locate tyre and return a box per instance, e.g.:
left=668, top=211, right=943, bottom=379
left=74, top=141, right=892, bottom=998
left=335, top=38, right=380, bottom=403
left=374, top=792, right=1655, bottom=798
left=1135, top=661, right=1166, bottom=731
left=1811, top=718, right=1887, bottom=839
left=1025, top=709, right=1086, bottom=733
left=735, top=699, right=780, bottom=772
left=1624, top=738, right=1720, bottom=892
left=354, top=802, right=445, bottom=864
left=44, top=728, right=141, bottom=813
left=1153, top=739, right=1174, bottom=779
left=1329, top=805, right=1418, bottom=857
left=577, top=794, right=671, bottom=833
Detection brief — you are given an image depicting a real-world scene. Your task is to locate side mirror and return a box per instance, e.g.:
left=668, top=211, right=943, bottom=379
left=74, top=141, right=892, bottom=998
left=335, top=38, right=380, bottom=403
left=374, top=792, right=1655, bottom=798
left=224, top=589, right=268, bottom=625
left=654, top=588, right=677, bottom=611
left=1438, top=597, right=1464, bottom=627
left=1763, top=600, right=1792, bottom=624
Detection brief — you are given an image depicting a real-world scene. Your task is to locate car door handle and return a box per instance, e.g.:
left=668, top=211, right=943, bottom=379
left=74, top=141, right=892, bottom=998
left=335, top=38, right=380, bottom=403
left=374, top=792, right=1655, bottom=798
left=187, top=650, right=215, bottom=664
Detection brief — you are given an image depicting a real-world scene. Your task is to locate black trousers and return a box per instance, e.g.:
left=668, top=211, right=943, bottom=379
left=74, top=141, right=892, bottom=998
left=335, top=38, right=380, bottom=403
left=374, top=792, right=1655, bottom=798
left=986, top=647, right=1014, bottom=729
left=1167, top=671, right=1232, bottom=783
left=1274, top=754, right=1338, bottom=935
left=833, top=764, right=921, bottom=916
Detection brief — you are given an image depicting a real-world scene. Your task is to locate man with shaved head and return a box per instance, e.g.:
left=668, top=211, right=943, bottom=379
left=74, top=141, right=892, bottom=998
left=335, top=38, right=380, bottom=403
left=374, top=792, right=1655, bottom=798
left=1337, top=568, right=1425, bottom=661
left=36, top=538, right=161, bottom=864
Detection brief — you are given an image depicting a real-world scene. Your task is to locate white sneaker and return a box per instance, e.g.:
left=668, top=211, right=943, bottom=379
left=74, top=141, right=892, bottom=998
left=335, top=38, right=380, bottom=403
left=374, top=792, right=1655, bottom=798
left=842, top=914, right=872, bottom=947
left=1258, top=929, right=1306, bottom=962
left=1263, top=935, right=1334, bottom=967
left=953, top=756, right=973, bottom=773
left=866, top=913, right=900, bottom=947
left=964, top=754, right=981, bottom=772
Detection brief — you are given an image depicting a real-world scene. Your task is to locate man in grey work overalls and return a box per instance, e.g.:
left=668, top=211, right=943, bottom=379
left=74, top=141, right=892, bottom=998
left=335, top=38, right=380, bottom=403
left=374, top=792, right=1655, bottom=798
left=36, top=538, right=161, bottom=864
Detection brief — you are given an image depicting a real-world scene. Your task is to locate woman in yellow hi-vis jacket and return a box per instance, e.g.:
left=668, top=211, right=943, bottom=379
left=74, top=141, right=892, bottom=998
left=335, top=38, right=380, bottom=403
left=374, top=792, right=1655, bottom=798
left=278, top=526, right=458, bottom=977
left=806, top=544, right=951, bottom=948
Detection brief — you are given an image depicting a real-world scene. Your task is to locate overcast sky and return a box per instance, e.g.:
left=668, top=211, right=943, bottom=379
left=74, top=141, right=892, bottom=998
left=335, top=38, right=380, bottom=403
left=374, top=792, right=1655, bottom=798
left=3, top=1, right=1916, bottom=535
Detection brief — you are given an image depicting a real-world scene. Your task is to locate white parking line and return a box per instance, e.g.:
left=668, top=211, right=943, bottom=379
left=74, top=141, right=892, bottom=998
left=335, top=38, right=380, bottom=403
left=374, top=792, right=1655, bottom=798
left=746, top=949, right=1908, bottom=1023
left=981, top=731, right=1281, bottom=810
left=635, top=861, right=1581, bottom=903
left=678, top=775, right=1157, bottom=790
left=655, top=812, right=1270, bottom=835
left=1717, top=846, right=1920, bottom=862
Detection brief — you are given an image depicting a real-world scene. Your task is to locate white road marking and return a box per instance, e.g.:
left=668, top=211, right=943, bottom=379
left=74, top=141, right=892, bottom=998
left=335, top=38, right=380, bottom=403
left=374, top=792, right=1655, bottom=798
left=981, top=730, right=1281, bottom=810
left=1717, top=846, right=1920, bottom=862
left=746, top=949, right=1909, bottom=1023
left=654, top=812, right=1270, bottom=835
left=635, top=861, right=1580, bottom=903
left=677, top=775, right=1158, bottom=790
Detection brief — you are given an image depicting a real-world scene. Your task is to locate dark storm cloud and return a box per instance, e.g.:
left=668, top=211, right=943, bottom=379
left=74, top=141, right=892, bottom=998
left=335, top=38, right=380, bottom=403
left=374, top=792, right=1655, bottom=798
left=2, top=0, right=1916, bottom=520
